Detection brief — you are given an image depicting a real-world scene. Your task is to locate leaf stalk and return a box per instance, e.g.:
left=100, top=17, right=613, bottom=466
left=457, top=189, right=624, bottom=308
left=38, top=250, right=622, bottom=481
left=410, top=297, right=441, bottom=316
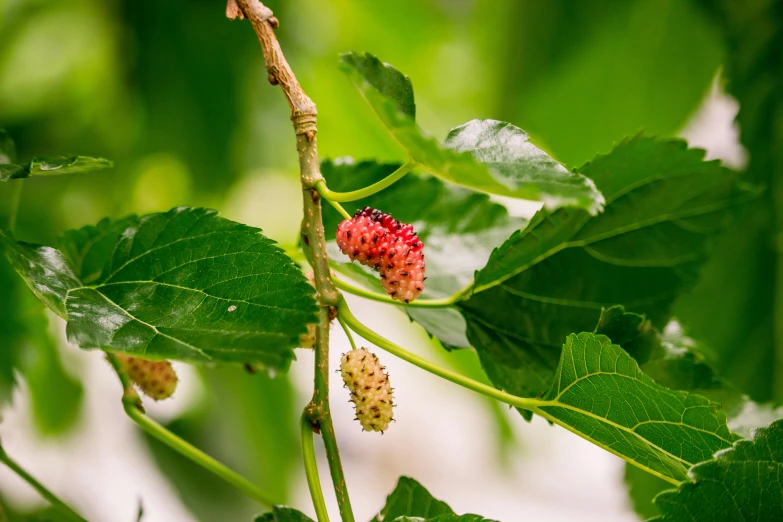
left=0, top=443, right=87, bottom=522
left=337, top=298, right=682, bottom=487
left=301, top=412, right=330, bottom=522
left=315, top=160, right=414, bottom=202
left=106, top=352, right=277, bottom=508
left=332, top=273, right=469, bottom=308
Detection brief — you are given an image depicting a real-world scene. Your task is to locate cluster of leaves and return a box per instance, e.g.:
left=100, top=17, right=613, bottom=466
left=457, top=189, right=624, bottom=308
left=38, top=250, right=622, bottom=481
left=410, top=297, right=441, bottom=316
left=321, top=47, right=783, bottom=520
left=1, top=1, right=782, bottom=519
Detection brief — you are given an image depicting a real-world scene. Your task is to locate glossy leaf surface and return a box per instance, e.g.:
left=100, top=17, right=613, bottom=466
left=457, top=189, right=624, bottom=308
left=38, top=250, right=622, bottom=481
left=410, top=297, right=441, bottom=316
left=531, top=333, right=737, bottom=483
left=652, top=419, right=783, bottom=521
left=1, top=208, right=316, bottom=368
left=340, top=52, right=603, bottom=212
left=373, top=477, right=495, bottom=522
left=459, top=136, right=754, bottom=399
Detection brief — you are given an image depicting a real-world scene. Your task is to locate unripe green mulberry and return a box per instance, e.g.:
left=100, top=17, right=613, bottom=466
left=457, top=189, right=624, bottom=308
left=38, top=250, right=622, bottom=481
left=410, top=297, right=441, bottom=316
left=340, top=348, right=394, bottom=432
left=116, top=354, right=178, bottom=401
left=299, top=323, right=316, bottom=349
left=298, top=270, right=337, bottom=349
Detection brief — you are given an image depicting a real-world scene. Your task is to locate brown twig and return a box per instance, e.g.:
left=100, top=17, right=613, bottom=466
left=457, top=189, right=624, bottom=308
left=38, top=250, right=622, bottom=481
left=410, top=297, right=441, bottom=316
left=228, top=2, right=352, bottom=521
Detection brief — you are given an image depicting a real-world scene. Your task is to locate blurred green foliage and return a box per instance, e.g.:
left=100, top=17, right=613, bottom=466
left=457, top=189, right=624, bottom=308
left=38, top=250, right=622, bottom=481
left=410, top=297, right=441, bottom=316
left=674, top=0, right=783, bottom=401
left=0, top=0, right=731, bottom=519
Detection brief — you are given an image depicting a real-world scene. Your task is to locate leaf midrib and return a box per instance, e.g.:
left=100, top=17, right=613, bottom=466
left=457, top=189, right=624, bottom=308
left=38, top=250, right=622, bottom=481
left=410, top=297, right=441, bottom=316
left=103, top=228, right=228, bottom=283
left=474, top=193, right=744, bottom=294
left=549, top=371, right=735, bottom=446
left=528, top=404, right=687, bottom=484
left=86, top=286, right=212, bottom=360
left=92, top=279, right=307, bottom=313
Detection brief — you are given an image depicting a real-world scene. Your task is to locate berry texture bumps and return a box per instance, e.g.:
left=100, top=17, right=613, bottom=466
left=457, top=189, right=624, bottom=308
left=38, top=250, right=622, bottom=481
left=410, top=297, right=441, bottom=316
left=335, top=207, right=425, bottom=302
left=116, top=354, right=178, bottom=401
left=340, top=348, right=394, bottom=432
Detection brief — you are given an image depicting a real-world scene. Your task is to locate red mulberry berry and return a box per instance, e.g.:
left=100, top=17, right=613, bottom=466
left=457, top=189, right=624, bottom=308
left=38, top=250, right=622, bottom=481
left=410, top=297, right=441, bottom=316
left=335, top=207, right=425, bottom=303
left=340, top=348, right=394, bottom=432
left=116, top=354, right=178, bottom=401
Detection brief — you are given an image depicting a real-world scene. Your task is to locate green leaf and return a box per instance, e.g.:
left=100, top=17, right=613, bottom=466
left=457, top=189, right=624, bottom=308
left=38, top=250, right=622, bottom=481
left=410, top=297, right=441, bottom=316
left=473, top=135, right=750, bottom=291
left=0, top=233, right=79, bottom=319
left=531, top=333, right=737, bottom=483
left=0, top=163, right=25, bottom=180
left=339, top=52, right=603, bottom=213
left=322, top=158, right=525, bottom=348
left=674, top=0, right=783, bottom=401
left=594, top=306, right=743, bottom=519
left=373, top=477, right=453, bottom=521
left=444, top=119, right=604, bottom=213
left=1, top=207, right=317, bottom=368
left=624, top=464, right=672, bottom=520
left=458, top=136, right=754, bottom=399
left=594, top=306, right=742, bottom=409
left=0, top=156, right=113, bottom=182
left=255, top=506, right=314, bottom=522
left=373, top=477, right=495, bottom=522
left=0, top=126, right=111, bottom=182
left=652, top=419, right=783, bottom=521
left=339, top=51, right=415, bottom=119
left=26, top=156, right=113, bottom=176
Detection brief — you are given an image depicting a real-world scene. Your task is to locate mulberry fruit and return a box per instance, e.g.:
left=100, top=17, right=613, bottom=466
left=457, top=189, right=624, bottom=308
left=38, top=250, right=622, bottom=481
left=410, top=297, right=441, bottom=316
left=116, top=354, right=178, bottom=401
left=340, top=348, right=394, bottom=432
left=335, top=207, right=425, bottom=303
left=299, top=324, right=316, bottom=349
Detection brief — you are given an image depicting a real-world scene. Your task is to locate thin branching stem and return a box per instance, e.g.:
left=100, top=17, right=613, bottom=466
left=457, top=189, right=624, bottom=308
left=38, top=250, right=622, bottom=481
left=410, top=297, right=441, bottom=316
left=337, top=299, right=682, bottom=487
left=229, top=2, right=354, bottom=520
left=0, top=445, right=87, bottom=522
left=105, top=353, right=276, bottom=508
left=315, top=160, right=414, bottom=202
left=337, top=313, right=357, bottom=350
left=337, top=298, right=532, bottom=408
left=332, top=274, right=469, bottom=308
left=326, top=198, right=352, bottom=220
left=300, top=413, right=330, bottom=522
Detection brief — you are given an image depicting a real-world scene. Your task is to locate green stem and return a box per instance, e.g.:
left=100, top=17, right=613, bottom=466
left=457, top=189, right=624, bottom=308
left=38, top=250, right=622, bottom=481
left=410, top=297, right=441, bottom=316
left=332, top=274, right=469, bottom=308
left=106, top=353, right=276, bottom=508
left=315, top=161, right=414, bottom=202
left=308, top=307, right=355, bottom=522
left=0, top=447, right=87, bottom=522
left=338, top=299, right=683, bottom=487
left=325, top=198, right=352, bottom=220
left=337, top=313, right=357, bottom=350
left=318, top=415, right=352, bottom=520
left=300, top=413, right=330, bottom=522
left=338, top=298, right=532, bottom=408
left=7, top=180, right=23, bottom=234
left=232, top=3, right=354, bottom=519
left=124, top=406, right=276, bottom=508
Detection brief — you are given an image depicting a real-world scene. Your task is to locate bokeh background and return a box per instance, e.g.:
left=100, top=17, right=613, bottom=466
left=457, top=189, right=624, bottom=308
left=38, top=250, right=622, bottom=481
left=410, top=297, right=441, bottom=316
left=0, top=0, right=747, bottom=521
